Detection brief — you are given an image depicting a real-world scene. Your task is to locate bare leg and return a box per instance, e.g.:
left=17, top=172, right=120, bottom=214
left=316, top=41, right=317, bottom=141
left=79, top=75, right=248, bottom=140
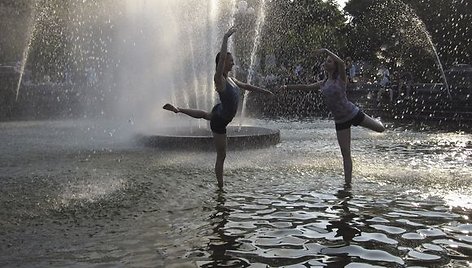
left=163, top=103, right=211, bottom=120
left=178, top=108, right=212, bottom=120
left=359, top=114, right=385, bottom=132
left=213, top=133, right=227, bottom=189
left=336, top=128, right=352, bottom=185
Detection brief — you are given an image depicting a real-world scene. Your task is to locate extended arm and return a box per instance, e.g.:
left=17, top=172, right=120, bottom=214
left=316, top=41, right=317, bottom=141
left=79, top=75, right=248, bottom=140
left=233, top=78, right=273, bottom=95
left=281, top=82, right=322, bottom=91
left=214, top=27, right=236, bottom=92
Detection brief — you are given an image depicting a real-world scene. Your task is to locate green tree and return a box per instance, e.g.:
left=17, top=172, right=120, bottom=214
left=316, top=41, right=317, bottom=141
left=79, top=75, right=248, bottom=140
left=0, top=0, right=32, bottom=63
left=262, top=0, right=347, bottom=73
left=344, top=0, right=471, bottom=82
left=404, top=0, right=472, bottom=66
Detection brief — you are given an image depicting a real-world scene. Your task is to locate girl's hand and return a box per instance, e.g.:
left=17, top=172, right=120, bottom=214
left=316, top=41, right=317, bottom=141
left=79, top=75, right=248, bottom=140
left=224, top=26, right=237, bottom=38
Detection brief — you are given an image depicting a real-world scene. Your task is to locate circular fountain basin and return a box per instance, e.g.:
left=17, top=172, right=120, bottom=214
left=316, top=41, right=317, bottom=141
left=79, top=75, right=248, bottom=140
left=137, top=126, right=280, bottom=150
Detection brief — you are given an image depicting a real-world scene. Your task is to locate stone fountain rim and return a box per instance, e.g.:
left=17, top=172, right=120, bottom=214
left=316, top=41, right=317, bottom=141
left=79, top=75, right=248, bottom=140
left=136, top=125, right=280, bottom=150
left=150, top=125, right=279, bottom=137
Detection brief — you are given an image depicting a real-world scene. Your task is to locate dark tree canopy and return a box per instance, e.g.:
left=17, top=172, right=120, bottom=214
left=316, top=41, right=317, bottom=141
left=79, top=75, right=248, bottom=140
left=344, top=0, right=471, bottom=81
left=0, top=0, right=470, bottom=83
left=263, top=0, right=346, bottom=65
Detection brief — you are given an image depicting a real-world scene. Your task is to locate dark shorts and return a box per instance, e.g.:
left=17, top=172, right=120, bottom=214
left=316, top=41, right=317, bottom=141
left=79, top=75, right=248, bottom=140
left=335, top=110, right=365, bottom=131
left=210, top=104, right=232, bottom=134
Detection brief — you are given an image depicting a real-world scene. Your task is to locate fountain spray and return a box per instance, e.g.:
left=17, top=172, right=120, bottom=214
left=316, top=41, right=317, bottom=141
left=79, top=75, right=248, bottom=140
left=239, top=0, right=266, bottom=128
left=15, top=0, right=40, bottom=101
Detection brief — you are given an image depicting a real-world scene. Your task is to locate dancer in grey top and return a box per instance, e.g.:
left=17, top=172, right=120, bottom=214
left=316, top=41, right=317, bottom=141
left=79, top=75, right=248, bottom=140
left=163, top=27, right=273, bottom=189
left=281, top=48, right=385, bottom=184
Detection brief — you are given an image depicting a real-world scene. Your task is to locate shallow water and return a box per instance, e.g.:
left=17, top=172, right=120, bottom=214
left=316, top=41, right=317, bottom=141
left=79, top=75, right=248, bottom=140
left=0, top=119, right=471, bottom=267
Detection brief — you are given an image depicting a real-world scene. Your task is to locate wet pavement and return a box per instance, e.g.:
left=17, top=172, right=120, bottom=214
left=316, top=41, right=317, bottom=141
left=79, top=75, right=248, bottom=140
left=0, top=119, right=471, bottom=267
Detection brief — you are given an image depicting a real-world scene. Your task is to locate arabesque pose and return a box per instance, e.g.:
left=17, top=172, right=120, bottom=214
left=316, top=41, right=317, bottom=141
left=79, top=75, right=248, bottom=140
left=281, top=48, right=385, bottom=184
left=163, top=27, right=273, bottom=188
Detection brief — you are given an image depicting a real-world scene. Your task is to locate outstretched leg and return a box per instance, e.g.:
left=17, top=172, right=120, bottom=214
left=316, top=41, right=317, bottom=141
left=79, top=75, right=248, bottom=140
left=336, top=128, right=352, bottom=185
left=163, top=103, right=179, bottom=113
left=359, top=114, right=385, bottom=132
left=213, top=133, right=227, bottom=189
left=163, top=103, right=211, bottom=120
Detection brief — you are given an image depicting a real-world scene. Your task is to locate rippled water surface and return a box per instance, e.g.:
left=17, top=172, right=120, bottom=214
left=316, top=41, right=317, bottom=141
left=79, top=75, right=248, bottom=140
left=0, top=119, right=471, bottom=267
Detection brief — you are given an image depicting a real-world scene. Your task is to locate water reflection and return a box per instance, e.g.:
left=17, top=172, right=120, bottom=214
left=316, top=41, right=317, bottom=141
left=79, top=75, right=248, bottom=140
left=1, top=119, right=471, bottom=267
left=204, top=190, right=248, bottom=267
left=204, top=183, right=472, bottom=266
left=322, top=184, right=359, bottom=267
left=327, top=184, right=360, bottom=244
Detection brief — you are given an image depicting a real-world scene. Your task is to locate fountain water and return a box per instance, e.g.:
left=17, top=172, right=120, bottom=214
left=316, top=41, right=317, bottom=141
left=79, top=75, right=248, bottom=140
left=110, top=0, right=280, bottom=148
left=111, top=0, right=226, bottom=132
left=1, top=1, right=471, bottom=267
left=8, top=0, right=278, bottom=139
left=359, top=0, right=458, bottom=123
left=240, top=0, right=267, bottom=126
left=251, top=0, right=459, bottom=123
left=15, top=0, right=40, bottom=101
left=407, top=6, right=451, bottom=99
left=374, top=0, right=451, bottom=98
left=427, top=37, right=451, bottom=99
left=10, top=0, right=274, bottom=139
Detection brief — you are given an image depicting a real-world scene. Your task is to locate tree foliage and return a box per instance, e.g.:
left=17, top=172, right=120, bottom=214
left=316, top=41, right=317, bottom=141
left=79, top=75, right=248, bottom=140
left=344, top=0, right=471, bottom=81
left=1, top=0, right=470, bottom=84
left=0, top=1, right=32, bottom=63
left=1, top=0, right=120, bottom=83
left=262, top=0, right=346, bottom=68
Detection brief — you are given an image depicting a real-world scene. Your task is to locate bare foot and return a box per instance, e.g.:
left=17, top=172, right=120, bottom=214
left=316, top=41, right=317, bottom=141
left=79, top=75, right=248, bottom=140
left=163, top=103, right=179, bottom=113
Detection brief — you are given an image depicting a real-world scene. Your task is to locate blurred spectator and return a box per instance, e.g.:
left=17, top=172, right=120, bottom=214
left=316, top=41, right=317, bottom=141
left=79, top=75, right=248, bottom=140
left=345, top=57, right=357, bottom=83
left=294, top=63, right=303, bottom=82
left=398, top=71, right=413, bottom=99
left=312, top=62, right=326, bottom=82
left=377, top=64, right=392, bottom=102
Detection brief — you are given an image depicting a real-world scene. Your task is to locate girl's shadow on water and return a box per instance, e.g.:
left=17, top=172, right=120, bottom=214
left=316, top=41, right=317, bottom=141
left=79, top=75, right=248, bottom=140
left=195, top=182, right=471, bottom=267
left=202, top=189, right=247, bottom=267
left=328, top=184, right=361, bottom=244
left=202, top=185, right=363, bottom=267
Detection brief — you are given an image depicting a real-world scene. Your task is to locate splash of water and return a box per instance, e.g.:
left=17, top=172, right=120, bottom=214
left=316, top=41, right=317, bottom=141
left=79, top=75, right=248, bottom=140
left=188, top=38, right=201, bottom=108
left=208, top=0, right=221, bottom=109
left=11, top=0, right=248, bottom=133
left=228, top=0, right=238, bottom=65
left=403, top=2, right=451, bottom=99
left=374, top=0, right=451, bottom=99
left=15, top=0, right=40, bottom=101
left=188, top=37, right=205, bottom=129
left=239, top=0, right=266, bottom=128
left=113, top=0, right=226, bottom=132
left=424, top=32, right=451, bottom=99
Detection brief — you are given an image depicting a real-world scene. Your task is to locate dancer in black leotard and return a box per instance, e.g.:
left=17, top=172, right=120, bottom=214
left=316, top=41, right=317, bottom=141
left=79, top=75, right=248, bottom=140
left=163, top=27, right=273, bottom=189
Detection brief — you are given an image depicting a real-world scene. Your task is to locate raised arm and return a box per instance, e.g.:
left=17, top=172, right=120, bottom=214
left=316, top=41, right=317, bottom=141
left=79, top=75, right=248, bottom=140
left=214, top=27, right=236, bottom=92
left=232, top=78, right=273, bottom=95
left=317, top=48, right=347, bottom=84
